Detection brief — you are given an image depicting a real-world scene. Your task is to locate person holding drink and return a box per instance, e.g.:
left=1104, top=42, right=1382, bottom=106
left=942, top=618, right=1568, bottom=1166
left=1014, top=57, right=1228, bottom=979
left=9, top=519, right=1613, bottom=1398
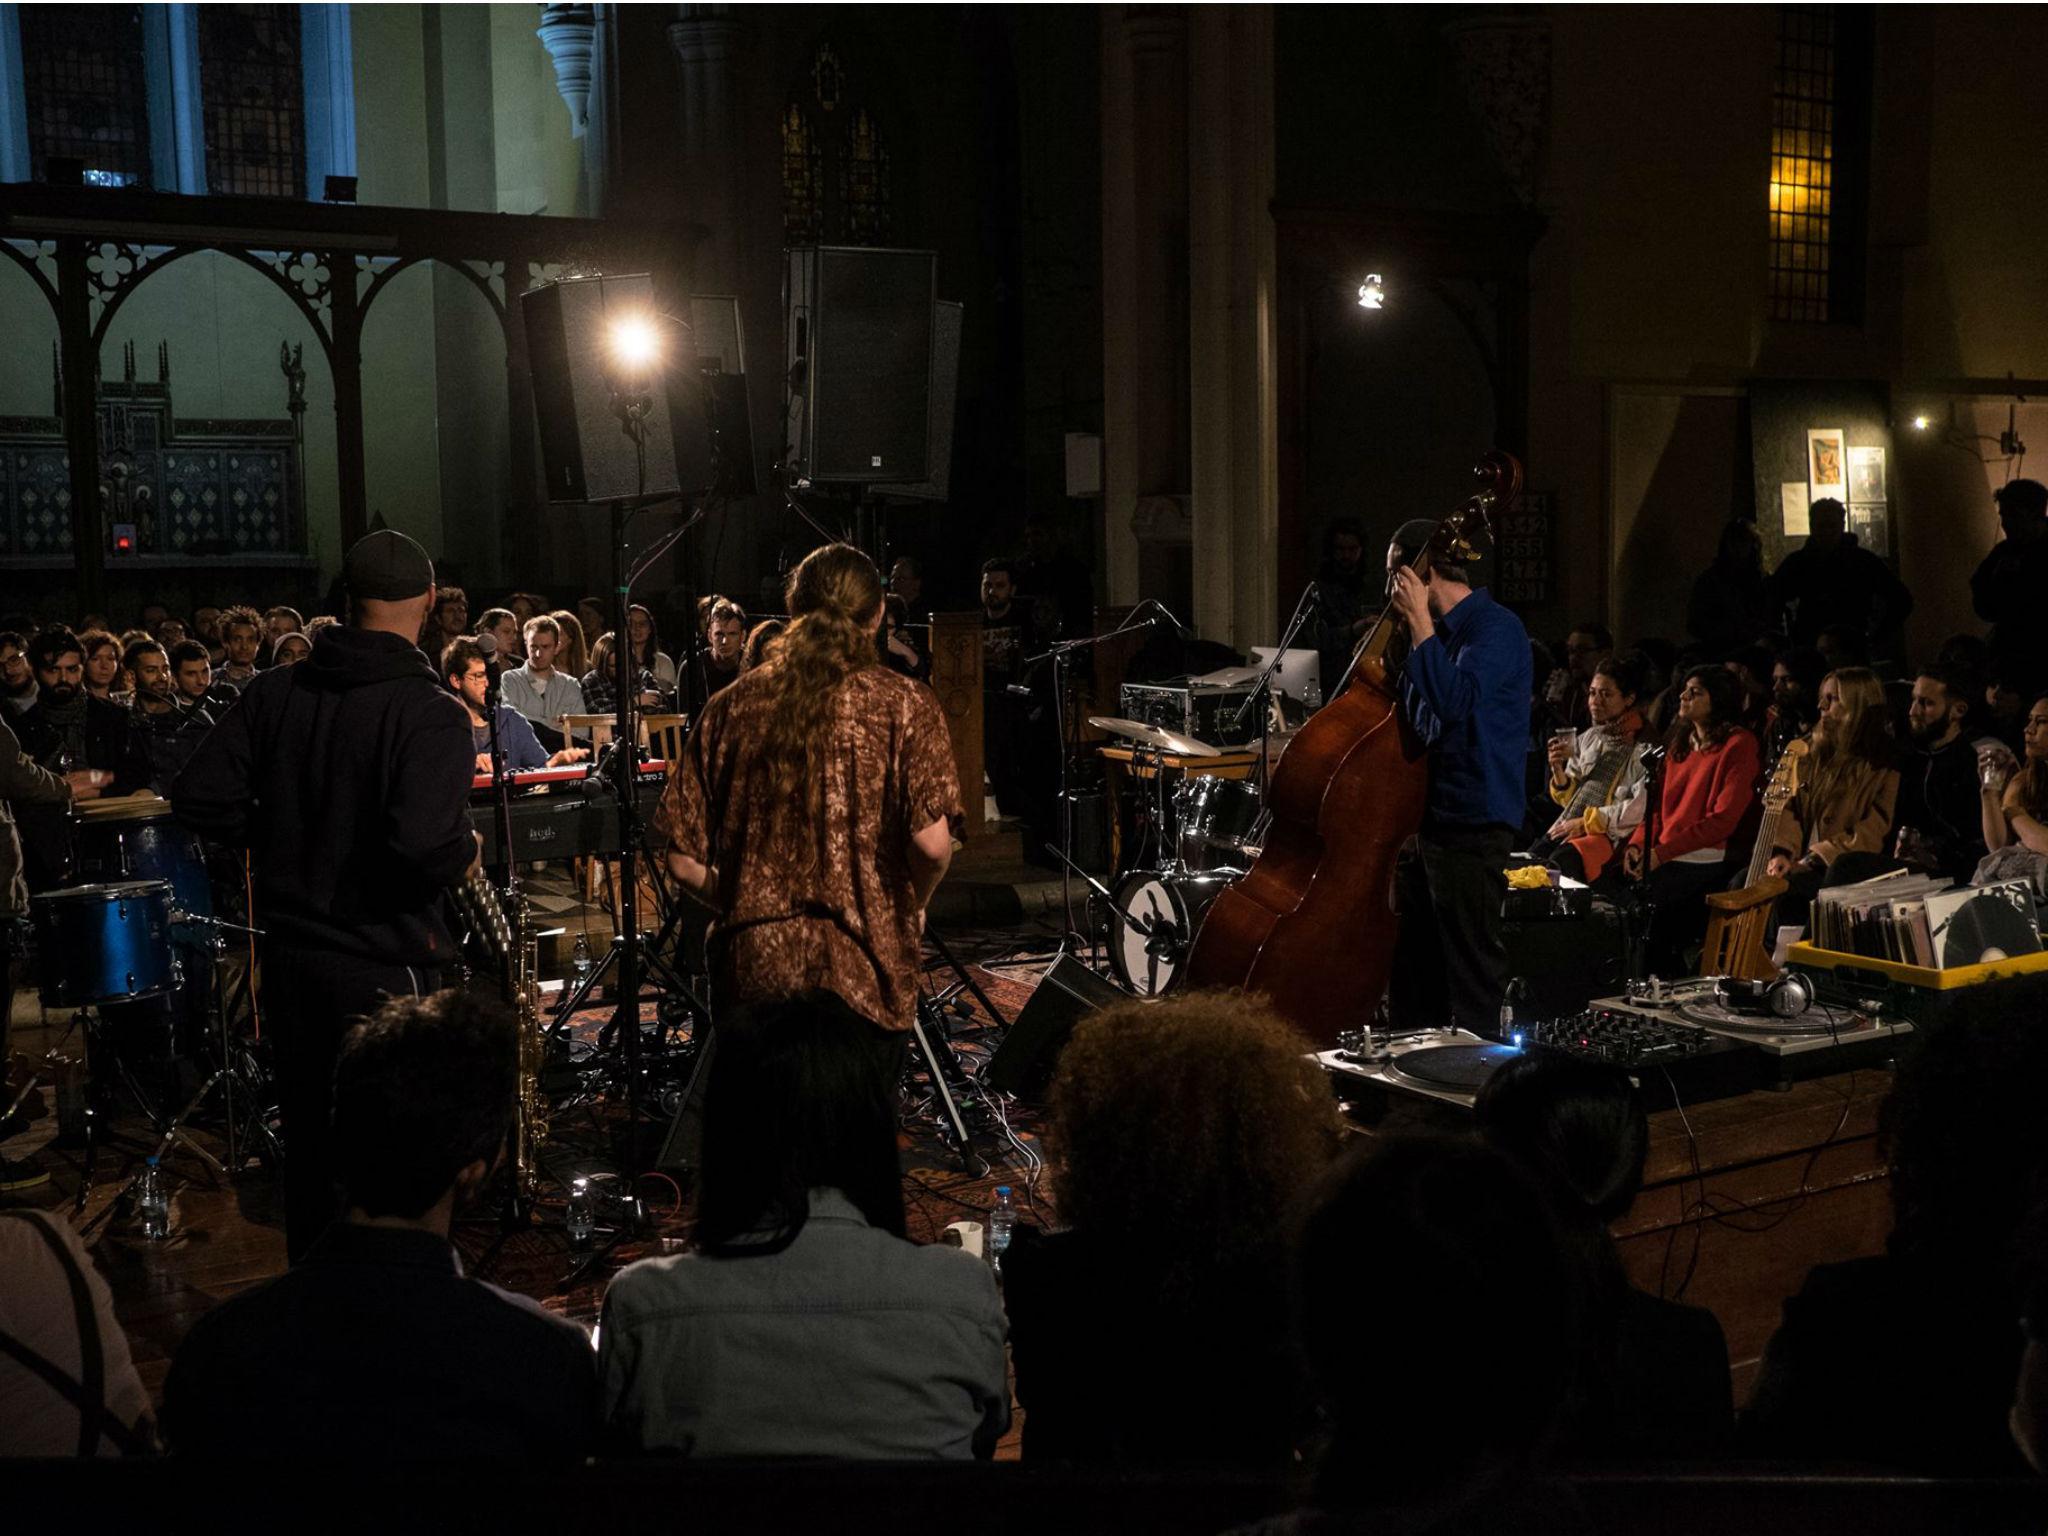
left=1979, top=695, right=2048, bottom=857
left=1536, top=653, right=1652, bottom=882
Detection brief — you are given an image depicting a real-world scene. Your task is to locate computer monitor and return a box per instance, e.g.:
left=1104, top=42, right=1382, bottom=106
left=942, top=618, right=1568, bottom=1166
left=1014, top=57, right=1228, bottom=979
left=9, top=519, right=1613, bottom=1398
left=1249, top=646, right=1324, bottom=709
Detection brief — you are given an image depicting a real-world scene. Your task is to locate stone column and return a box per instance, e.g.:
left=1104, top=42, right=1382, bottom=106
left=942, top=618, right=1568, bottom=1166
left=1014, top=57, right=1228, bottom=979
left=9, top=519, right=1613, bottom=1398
left=1187, top=3, right=1278, bottom=650
left=1100, top=5, right=1191, bottom=608
left=668, top=3, right=748, bottom=294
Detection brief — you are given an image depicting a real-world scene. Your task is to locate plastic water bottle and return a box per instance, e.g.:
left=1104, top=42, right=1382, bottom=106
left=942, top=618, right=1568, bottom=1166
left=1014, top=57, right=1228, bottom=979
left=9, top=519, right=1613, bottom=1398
left=571, top=931, right=594, bottom=988
left=138, top=1157, right=169, bottom=1240
left=565, top=1176, right=596, bottom=1249
left=987, top=1186, right=1015, bottom=1277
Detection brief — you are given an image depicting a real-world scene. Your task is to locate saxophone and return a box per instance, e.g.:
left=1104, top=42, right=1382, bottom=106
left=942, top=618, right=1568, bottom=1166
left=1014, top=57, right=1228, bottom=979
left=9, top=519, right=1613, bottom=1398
left=457, top=874, right=547, bottom=1209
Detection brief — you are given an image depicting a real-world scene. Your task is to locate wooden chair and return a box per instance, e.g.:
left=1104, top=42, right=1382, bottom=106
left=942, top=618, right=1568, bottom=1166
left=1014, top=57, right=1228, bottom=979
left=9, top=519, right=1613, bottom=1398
left=1702, top=876, right=1788, bottom=981
left=642, top=712, right=687, bottom=767
left=558, top=713, right=617, bottom=752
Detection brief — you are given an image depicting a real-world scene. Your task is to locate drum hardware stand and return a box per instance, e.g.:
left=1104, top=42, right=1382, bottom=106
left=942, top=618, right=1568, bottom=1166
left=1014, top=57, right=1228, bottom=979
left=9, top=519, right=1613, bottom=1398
left=907, top=996, right=985, bottom=1177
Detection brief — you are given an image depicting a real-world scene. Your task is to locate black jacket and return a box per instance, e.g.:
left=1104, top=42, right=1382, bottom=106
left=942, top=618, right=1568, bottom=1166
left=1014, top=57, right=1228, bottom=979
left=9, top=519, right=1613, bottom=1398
left=1893, top=734, right=1992, bottom=881
left=171, top=626, right=474, bottom=965
left=1767, top=536, right=1913, bottom=647
left=14, top=691, right=152, bottom=793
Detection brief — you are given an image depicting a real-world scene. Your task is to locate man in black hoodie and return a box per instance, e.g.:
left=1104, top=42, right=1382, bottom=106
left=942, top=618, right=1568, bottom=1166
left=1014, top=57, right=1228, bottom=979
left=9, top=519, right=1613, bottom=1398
left=174, top=530, right=478, bottom=1261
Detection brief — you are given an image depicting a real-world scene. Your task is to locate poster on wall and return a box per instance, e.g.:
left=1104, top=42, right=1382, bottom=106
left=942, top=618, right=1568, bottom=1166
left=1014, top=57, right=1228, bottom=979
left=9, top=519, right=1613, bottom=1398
left=1848, top=445, right=1887, bottom=504
left=1780, top=481, right=1811, bottom=538
left=1807, top=428, right=1848, bottom=503
left=1849, top=504, right=1890, bottom=557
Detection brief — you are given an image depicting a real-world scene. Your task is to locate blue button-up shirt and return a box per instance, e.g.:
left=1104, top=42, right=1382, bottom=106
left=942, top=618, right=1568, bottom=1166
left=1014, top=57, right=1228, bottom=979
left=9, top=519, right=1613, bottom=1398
left=1398, top=587, right=1531, bottom=832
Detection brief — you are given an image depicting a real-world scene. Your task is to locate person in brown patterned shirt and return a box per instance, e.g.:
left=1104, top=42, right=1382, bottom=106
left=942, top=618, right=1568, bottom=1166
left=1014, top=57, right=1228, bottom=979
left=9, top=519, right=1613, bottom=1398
left=658, top=544, right=964, bottom=1036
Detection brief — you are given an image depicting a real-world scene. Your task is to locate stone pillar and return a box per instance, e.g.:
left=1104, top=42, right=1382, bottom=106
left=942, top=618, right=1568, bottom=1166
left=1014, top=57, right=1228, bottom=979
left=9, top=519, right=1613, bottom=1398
left=668, top=3, right=748, bottom=293
left=1187, top=4, right=1278, bottom=651
left=1100, top=5, right=1191, bottom=609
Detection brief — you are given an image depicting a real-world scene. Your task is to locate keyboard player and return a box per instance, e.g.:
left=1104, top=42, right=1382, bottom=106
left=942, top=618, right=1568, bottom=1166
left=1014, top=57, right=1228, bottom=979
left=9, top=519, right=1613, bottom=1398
left=443, top=638, right=587, bottom=777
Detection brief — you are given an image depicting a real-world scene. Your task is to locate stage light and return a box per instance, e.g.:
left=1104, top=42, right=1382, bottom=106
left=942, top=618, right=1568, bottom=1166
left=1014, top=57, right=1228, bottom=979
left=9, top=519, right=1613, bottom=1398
left=608, top=315, right=661, bottom=372
left=1911, top=414, right=1930, bottom=431
left=1357, top=274, right=1385, bottom=311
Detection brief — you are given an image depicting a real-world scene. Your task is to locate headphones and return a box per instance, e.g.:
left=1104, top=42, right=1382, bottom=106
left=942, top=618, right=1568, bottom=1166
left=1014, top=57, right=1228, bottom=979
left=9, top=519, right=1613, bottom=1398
left=1715, top=972, right=1814, bottom=1019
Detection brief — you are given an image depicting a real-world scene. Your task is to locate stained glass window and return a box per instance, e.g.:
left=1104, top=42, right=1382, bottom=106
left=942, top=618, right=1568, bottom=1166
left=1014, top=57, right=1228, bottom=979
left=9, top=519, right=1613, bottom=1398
left=1768, top=6, right=1834, bottom=323
left=19, top=5, right=152, bottom=187
left=200, top=3, right=307, bottom=198
left=841, top=107, right=890, bottom=246
left=782, top=101, right=823, bottom=245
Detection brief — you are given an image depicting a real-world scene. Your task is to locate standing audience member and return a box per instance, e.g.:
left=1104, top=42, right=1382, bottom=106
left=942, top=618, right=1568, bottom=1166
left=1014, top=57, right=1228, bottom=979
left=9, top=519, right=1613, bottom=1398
left=599, top=992, right=1007, bottom=1459
left=659, top=546, right=960, bottom=1038
left=1004, top=995, right=1339, bottom=1467
left=1748, top=976, right=2048, bottom=1474
left=1475, top=1051, right=1733, bottom=1461
left=1971, top=477, right=2048, bottom=698
left=215, top=606, right=264, bottom=689
left=173, top=531, right=479, bottom=1262
left=1538, top=653, right=1651, bottom=882
left=1250, top=1138, right=1584, bottom=1536
left=1622, top=666, right=1761, bottom=973
left=1687, top=518, right=1771, bottom=655
left=1892, top=665, right=1994, bottom=881
left=1768, top=497, right=1913, bottom=652
left=0, top=1209, right=156, bottom=1454
left=0, top=631, right=38, bottom=715
left=1766, top=666, right=1901, bottom=922
left=165, top=989, right=599, bottom=1458
left=1309, top=517, right=1371, bottom=701
left=499, top=614, right=587, bottom=748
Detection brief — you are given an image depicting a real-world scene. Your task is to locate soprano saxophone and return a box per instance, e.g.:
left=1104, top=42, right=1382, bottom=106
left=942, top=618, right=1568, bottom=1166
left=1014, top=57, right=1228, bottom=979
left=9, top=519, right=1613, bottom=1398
left=457, top=874, right=548, bottom=1210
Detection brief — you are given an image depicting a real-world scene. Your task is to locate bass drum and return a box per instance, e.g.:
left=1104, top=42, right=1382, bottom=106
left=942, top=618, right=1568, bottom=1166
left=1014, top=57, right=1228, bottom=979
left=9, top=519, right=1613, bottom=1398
left=1109, top=870, right=1237, bottom=997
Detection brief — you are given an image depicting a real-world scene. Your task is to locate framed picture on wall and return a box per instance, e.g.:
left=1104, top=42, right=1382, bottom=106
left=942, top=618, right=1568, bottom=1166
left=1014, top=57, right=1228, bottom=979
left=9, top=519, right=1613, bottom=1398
left=1849, top=503, right=1890, bottom=558
left=1807, top=428, right=1848, bottom=501
left=1849, top=444, right=1887, bottom=504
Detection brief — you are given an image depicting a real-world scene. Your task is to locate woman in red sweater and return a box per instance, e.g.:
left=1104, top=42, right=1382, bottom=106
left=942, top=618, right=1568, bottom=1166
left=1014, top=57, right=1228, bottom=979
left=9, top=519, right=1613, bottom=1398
left=1623, top=665, right=1761, bottom=973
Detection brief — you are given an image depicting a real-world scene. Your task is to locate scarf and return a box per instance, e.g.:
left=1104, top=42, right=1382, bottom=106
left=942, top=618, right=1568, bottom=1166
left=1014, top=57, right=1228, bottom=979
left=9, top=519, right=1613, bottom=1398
left=35, top=690, right=88, bottom=769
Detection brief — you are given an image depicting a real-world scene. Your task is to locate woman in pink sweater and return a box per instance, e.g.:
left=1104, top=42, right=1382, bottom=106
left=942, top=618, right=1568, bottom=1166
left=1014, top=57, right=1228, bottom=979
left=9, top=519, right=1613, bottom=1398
left=1623, top=666, right=1761, bottom=973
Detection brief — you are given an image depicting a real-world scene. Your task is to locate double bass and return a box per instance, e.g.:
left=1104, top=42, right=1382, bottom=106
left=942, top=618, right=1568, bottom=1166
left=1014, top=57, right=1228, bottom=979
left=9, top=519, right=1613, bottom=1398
left=1185, top=452, right=1523, bottom=1045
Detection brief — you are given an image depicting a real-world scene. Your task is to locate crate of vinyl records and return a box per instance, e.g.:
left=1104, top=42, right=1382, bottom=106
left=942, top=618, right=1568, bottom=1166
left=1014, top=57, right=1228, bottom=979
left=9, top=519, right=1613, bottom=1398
left=1785, top=871, right=2048, bottom=1039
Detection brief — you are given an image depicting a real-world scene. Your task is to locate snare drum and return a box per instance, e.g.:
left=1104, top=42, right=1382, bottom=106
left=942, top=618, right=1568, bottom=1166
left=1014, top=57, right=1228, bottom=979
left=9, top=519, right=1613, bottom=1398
left=30, top=880, right=175, bottom=1007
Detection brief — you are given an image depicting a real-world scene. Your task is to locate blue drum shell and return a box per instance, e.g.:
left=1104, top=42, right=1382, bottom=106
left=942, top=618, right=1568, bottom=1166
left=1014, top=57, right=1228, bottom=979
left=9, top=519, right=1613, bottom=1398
left=32, top=880, right=175, bottom=1007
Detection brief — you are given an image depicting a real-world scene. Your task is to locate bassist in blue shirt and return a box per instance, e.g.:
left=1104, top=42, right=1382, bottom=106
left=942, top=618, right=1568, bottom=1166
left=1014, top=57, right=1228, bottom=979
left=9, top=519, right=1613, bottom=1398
left=1383, top=518, right=1532, bottom=1036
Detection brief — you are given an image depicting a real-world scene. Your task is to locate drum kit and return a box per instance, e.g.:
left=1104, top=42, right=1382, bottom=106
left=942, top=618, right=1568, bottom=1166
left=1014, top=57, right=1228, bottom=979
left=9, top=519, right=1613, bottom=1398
left=21, top=794, right=274, bottom=1212
left=1086, top=715, right=1269, bottom=997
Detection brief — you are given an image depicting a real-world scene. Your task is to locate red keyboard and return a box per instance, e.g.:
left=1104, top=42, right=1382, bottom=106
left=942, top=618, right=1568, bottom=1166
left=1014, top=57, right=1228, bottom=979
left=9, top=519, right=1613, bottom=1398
left=470, top=761, right=669, bottom=793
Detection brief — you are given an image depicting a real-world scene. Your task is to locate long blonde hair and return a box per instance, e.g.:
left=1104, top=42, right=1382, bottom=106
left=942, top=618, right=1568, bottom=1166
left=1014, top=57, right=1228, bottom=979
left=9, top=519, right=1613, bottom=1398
left=549, top=609, right=588, bottom=677
left=755, top=544, right=884, bottom=803
left=1804, top=665, right=1893, bottom=815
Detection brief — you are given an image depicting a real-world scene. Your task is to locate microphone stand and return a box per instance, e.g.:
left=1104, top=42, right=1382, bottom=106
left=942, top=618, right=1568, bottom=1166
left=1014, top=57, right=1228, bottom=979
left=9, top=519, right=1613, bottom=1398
left=482, top=654, right=519, bottom=895
left=1025, top=602, right=1179, bottom=957
left=1226, top=580, right=1320, bottom=794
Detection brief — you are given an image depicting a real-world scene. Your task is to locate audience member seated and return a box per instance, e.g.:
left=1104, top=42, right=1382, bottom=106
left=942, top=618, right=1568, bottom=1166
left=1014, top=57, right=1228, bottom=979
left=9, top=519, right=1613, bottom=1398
left=168, top=637, right=241, bottom=718
left=499, top=615, right=586, bottom=749
left=1767, top=497, right=1913, bottom=652
left=163, top=988, right=599, bottom=1458
left=686, top=597, right=746, bottom=705
left=1004, top=994, right=1341, bottom=1468
left=1536, top=653, right=1649, bottom=882
left=444, top=638, right=585, bottom=776
left=581, top=631, right=665, bottom=717
left=14, top=627, right=150, bottom=888
left=78, top=628, right=121, bottom=703
left=424, top=586, right=468, bottom=657
left=215, top=605, right=264, bottom=690
left=1241, top=1137, right=1586, bottom=1536
left=1687, top=517, right=1771, bottom=656
left=1541, top=621, right=1613, bottom=734
left=1474, top=1051, right=1733, bottom=1461
left=271, top=631, right=312, bottom=666
left=1746, top=975, right=2048, bottom=1474
left=0, top=1208, right=157, bottom=1456
left=1972, top=476, right=2048, bottom=699
left=1724, top=643, right=1774, bottom=737
left=887, top=555, right=924, bottom=614
left=1765, top=666, right=1901, bottom=924
left=476, top=605, right=523, bottom=664
left=551, top=608, right=590, bottom=681
left=625, top=603, right=678, bottom=698
left=1766, top=645, right=1828, bottom=764
left=741, top=618, right=785, bottom=673
left=1893, top=664, right=1994, bottom=882
left=125, top=638, right=213, bottom=795
left=1623, top=665, right=1761, bottom=973
left=262, top=605, right=304, bottom=649
left=1977, top=695, right=2048, bottom=890
left=598, top=992, right=1008, bottom=1459
left=880, top=595, right=928, bottom=680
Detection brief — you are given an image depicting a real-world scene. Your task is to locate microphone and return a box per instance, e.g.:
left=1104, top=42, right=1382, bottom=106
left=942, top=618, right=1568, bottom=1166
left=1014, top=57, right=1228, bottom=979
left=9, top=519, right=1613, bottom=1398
left=1146, top=599, right=1190, bottom=638
left=475, top=630, right=502, bottom=676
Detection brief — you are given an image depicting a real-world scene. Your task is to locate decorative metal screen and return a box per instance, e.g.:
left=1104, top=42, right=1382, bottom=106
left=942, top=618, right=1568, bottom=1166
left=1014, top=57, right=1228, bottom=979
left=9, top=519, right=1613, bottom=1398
left=1768, top=5, right=1835, bottom=323
left=18, top=4, right=152, bottom=188
left=200, top=3, right=307, bottom=198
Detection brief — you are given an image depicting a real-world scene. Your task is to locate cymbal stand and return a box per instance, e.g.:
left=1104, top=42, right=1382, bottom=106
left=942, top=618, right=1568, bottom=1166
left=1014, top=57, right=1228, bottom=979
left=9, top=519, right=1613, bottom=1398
left=1226, top=579, right=1320, bottom=797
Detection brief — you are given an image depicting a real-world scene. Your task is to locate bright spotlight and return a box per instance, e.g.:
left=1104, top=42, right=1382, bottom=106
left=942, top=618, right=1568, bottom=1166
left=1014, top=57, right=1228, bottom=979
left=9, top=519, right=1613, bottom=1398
left=1911, top=414, right=1930, bottom=431
left=1356, top=274, right=1385, bottom=311
left=609, top=315, right=661, bottom=371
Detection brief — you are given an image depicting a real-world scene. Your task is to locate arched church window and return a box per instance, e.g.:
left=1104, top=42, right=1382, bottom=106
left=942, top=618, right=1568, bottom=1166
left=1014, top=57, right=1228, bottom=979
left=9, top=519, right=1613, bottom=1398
left=782, top=101, right=824, bottom=245
left=840, top=106, right=890, bottom=246
left=19, top=4, right=153, bottom=187
left=199, top=4, right=308, bottom=198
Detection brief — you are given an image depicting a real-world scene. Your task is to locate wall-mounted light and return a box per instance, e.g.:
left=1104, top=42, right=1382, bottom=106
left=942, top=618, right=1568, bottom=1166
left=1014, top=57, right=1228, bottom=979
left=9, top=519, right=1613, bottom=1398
left=1356, top=274, right=1386, bottom=311
left=1910, top=414, right=1930, bottom=431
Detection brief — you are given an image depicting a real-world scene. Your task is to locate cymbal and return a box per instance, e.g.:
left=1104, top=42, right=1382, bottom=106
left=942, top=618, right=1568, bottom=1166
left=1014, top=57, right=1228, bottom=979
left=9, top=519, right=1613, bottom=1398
left=1088, top=716, right=1223, bottom=758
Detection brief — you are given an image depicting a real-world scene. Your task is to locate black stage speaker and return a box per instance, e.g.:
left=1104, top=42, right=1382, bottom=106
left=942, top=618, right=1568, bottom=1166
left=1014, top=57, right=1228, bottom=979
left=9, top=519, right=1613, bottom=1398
left=521, top=273, right=714, bottom=505
left=985, top=954, right=1125, bottom=1098
left=784, top=246, right=935, bottom=484
left=688, top=294, right=757, bottom=497
left=1502, top=900, right=1628, bottom=1021
left=873, top=299, right=961, bottom=502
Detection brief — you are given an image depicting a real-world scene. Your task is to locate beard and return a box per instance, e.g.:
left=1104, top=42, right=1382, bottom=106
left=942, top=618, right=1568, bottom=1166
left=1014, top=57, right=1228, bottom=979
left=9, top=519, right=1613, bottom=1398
left=42, top=682, right=79, bottom=707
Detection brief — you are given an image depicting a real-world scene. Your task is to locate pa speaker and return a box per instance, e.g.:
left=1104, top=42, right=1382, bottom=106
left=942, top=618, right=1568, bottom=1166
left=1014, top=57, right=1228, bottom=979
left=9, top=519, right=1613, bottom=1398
left=688, top=294, right=756, bottom=497
left=784, top=246, right=935, bottom=484
left=985, top=954, right=1126, bottom=1098
left=873, top=299, right=961, bottom=502
left=521, top=274, right=714, bottom=505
